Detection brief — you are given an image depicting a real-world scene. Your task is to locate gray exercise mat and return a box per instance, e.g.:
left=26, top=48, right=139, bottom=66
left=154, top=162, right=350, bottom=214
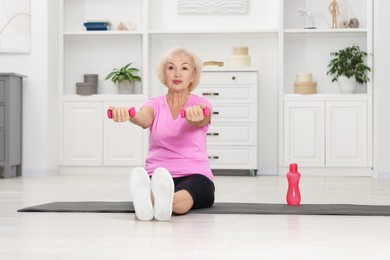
left=17, top=201, right=390, bottom=216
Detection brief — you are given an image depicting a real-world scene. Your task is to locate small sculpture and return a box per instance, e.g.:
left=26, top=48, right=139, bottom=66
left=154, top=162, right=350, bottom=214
left=297, top=8, right=316, bottom=29
left=329, top=0, right=340, bottom=28
left=349, top=18, right=359, bottom=28
left=339, top=20, right=349, bottom=28
left=117, top=22, right=135, bottom=31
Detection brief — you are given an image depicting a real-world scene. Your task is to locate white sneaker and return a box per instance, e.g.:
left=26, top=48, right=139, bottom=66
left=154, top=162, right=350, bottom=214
left=128, top=167, right=153, bottom=221
left=151, top=167, right=174, bottom=221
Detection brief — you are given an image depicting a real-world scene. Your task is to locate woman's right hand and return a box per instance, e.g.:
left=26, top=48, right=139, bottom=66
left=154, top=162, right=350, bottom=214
left=108, top=106, right=131, bottom=122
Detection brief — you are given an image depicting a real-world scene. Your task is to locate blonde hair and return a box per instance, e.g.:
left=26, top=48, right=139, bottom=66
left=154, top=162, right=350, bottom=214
left=156, top=47, right=202, bottom=92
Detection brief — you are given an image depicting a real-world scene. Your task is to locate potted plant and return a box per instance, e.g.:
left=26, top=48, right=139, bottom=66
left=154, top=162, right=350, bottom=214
left=105, top=63, right=142, bottom=94
left=327, top=45, right=371, bottom=94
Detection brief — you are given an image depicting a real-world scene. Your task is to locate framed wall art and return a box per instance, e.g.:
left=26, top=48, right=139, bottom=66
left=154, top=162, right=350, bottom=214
left=0, top=0, right=31, bottom=53
left=177, top=0, right=248, bottom=14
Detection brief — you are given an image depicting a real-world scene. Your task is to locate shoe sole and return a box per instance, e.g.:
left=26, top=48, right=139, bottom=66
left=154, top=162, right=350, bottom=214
left=151, top=167, right=174, bottom=221
left=129, top=167, right=153, bottom=221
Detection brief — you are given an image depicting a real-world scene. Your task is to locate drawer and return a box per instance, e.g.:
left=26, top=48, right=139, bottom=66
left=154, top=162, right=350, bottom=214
left=193, top=85, right=256, bottom=103
left=0, top=106, right=4, bottom=128
left=0, top=80, right=5, bottom=103
left=200, top=72, right=257, bottom=85
left=207, top=123, right=257, bottom=146
left=211, top=104, right=257, bottom=123
left=207, top=146, right=257, bottom=169
left=0, top=130, right=4, bottom=161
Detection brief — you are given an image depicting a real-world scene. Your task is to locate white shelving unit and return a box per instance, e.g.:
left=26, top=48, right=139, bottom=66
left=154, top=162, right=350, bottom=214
left=59, top=0, right=147, bottom=172
left=58, top=0, right=373, bottom=176
left=58, top=0, right=279, bottom=175
left=279, top=0, right=373, bottom=176
left=59, top=0, right=146, bottom=95
left=280, top=0, right=372, bottom=95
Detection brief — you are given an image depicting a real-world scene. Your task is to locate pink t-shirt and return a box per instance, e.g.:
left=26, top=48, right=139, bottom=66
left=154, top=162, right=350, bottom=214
left=141, top=94, right=213, bottom=181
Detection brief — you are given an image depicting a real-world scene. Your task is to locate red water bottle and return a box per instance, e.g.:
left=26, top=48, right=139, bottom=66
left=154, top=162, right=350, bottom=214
left=286, top=163, right=301, bottom=206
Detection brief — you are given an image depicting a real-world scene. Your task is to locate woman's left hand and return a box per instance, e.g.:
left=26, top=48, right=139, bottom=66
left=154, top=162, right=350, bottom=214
left=184, top=105, right=210, bottom=127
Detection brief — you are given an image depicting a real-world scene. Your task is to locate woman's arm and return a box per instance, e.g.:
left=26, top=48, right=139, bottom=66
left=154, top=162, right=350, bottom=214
left=108, top=106, right=154, bottom=129
left=130, top=106, right=154, bottom=129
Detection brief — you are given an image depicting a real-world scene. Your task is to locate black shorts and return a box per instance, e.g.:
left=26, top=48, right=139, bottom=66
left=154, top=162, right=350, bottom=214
left=173, top=174, right=215, bottom=210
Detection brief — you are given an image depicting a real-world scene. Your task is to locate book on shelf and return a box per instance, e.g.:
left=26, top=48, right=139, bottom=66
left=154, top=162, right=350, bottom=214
left=83, top=20, right=111, bottom=31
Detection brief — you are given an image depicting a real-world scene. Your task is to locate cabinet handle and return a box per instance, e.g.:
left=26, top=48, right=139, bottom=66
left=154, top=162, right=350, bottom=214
left=202, top=92, right=219, bottom=96
left=207, top=132, right=219, bottom=136
left=232, top=76, right=236, bottom=80
left=212, top=111, right=219, bottom=115
left=208, top=156, right=219, bottom=160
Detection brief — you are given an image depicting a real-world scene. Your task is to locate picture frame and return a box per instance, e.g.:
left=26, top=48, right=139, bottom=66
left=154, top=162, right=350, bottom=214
left=0, top=0, right=31, bottom=53
left=177, top=0, right=248, bottom=14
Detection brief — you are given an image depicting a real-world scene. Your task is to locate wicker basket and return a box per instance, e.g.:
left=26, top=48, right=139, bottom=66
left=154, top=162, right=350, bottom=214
left=294, top=82, right=317, bottom=94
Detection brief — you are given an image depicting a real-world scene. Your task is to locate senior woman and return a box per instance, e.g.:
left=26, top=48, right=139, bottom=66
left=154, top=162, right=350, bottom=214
left=109, top=47, right=215, bottom=221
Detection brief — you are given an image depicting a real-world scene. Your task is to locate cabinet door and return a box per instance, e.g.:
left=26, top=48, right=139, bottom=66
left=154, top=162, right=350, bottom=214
left=326, top=101, right=368, bottom=167
left=63, top=102, right=103, bottom=165
left=103, top=102, right=143, bottom=166
left=284, top=102, right=325, bottom=166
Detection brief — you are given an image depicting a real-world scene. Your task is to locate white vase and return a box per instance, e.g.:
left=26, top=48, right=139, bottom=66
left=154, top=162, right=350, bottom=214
left=338, top=76, right=356, bottom=94
left=118, top=80, right=135, bottom=94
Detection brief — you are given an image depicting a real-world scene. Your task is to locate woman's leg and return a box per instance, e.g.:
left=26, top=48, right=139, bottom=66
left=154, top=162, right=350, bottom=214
left=173, top=174, right=215, bottom=215
left=151, top=167, right=174, bottom=221
left=129, top=167, right=154, bottom=221
left=173, top=190, right=194, bottom=214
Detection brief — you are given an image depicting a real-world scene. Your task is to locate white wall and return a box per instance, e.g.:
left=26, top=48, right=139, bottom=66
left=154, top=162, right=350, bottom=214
left=373, top=1, right=390, bottom=179
left=0, top=0, right=58, bottom=176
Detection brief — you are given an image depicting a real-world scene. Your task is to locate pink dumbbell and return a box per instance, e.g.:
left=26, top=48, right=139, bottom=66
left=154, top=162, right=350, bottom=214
left=107, top=107, right=136, bottom=119
left=180, top=107, right=210, bottom=118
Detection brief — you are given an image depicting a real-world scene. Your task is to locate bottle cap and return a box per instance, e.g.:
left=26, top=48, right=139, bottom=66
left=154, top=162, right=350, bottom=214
left=289, top=163, right=298, bottom=172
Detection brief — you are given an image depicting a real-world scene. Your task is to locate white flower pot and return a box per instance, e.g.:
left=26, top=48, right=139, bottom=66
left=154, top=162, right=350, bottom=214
left=338, top=76, right=356, bottom=94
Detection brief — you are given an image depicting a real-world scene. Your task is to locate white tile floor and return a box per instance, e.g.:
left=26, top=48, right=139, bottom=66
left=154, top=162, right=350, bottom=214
left=1, top=174, right=390, bottom=259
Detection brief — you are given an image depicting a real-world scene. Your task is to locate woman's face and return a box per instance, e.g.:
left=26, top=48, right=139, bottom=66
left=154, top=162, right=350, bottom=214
left=164, top=53, right=195, bottom=93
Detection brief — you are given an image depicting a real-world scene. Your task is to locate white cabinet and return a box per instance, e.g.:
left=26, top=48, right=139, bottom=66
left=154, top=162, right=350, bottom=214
left=103, top=102, right=144, bottom=166
left=61, top=100, right=144, bottom=167
left=194, top=69, right=258, bottom=175
left=62, top=102, right=103, bottom=165
left=325, top=101, right=368, bottom=167
left=284, top=101, right=325, bottom=167
left=283, top=97, right=369, bottom=168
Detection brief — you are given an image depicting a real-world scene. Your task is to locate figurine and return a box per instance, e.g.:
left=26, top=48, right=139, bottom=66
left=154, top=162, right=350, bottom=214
left=117, top=22, right=135, bottom=31
left=329, top=0, right=340, bottom=28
